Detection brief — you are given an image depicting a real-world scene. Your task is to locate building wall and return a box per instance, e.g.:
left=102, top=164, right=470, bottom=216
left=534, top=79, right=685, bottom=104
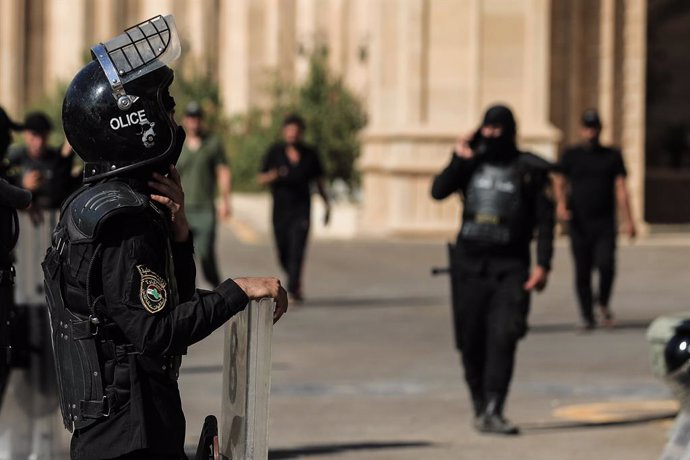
left=0, top=0, right=648, bottom=236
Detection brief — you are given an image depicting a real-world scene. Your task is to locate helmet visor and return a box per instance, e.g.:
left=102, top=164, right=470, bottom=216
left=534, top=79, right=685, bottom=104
left=95, top=14, right=181, bottom=85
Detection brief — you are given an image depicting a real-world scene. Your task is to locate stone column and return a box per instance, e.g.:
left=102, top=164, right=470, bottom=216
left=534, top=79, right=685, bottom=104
left=344, top=0, right=371, bottom=97
left=184, top=0, right=207, bottom=69
left=522, top=0, right=561, bottom=160
left=467, top=0, right=482, bottom=121
left=360, top=0, right=466, bottom=236
left=326, top=0, right=347, bottom=76
left=45, top=0, right=88, bottom=87
left=295, top=0, right=317, bottom=81
left=262, top=0, right=298, bottom=83
left=218, top=0, right=250, bottom=115
left=621, top=0, right=647, bottom=226
left=138, top=0, right=175, bottom=20
left=0, top=0, right=26, bottom=115
left=598, top=0, right=617, bottom=145
left=91, top=0, right=120, bottom=42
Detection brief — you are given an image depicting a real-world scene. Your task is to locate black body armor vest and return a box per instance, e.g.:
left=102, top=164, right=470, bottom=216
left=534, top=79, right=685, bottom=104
left=42, top=180, right=179, bottom=432
left=460, top=161, right=525, bottom=245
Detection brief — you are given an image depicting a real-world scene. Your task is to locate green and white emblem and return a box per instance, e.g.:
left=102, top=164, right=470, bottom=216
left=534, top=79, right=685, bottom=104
left=136, top=265, right=167, bottom=314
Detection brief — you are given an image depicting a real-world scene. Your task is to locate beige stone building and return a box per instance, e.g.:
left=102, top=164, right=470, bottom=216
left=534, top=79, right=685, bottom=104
left=1, top=0, right=687, bottom=236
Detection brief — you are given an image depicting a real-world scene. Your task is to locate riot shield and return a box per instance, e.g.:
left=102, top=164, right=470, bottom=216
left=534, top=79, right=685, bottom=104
left=0, top=266, right=13, bottom=408
left=0, top=205, right=20, bottom=409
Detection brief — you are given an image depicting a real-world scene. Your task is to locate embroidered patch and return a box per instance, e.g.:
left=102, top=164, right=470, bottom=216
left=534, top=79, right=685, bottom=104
left=136, top=265, right=167, bottom=314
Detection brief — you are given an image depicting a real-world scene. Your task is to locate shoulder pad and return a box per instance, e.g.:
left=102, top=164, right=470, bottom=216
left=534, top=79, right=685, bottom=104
left=518, top=151, right=555, bottom=172
left=65, top=181, right=148, bottom=243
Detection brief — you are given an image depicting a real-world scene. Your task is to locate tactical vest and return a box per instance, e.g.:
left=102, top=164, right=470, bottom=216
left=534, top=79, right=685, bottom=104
left=460, top=161, right=526, bottom=245
left=42, top=180, right=181, bottom=432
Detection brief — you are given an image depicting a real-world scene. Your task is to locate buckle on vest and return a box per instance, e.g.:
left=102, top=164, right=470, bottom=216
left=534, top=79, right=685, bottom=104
left=70, top=316, right=101, bottom=340
left=89, top=315, right=100, bottom=336
left=101, top=395, right=112, bottom=418
left=80, top=394, right=112, bottom=420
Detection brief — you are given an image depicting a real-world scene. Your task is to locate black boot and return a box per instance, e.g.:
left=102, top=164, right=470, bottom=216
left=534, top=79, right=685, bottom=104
left=470, top=390, right=485, bottom=430
left=477, top=393, right=520, bottom=435
left=470, top=389, right=485, bottom=418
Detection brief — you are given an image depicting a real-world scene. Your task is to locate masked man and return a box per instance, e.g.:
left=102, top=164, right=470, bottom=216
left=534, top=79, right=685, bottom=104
left=43, top=16, right=287, bottom=459
left=431, top=104, right=554, bottom=435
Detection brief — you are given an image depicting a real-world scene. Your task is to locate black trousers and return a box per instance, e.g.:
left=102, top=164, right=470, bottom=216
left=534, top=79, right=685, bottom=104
left=569, top=220, right=616, bottom=323
left=273, top=213, right=310, bottom=294
left=454, top=268, right=530, bottom=398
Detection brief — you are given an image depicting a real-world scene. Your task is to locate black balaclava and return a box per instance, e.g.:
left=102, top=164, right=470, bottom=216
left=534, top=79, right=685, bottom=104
left=475, top=104, right=518, bottom=162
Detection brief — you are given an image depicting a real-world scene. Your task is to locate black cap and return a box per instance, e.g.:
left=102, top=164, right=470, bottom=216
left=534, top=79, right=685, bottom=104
left=581, top=108, right=602, bottom=128
left=22, top=112, right=53, bottom=133
left=184, top=101, right=203, bottom=118
left=481, top=104, right=516, bottom=136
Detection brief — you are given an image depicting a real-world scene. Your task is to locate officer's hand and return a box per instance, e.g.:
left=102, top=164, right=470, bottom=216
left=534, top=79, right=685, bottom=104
left=22, top=170, right=42, bottom=191
left=233, top=277, right=288, bottom=323
left=149, top=165, right=190, bottom=242
left=556, top=203, right=571, bottom=222
left=454, top=133, right=474, bottom=159
left=523, top=266, right=548, bottom=292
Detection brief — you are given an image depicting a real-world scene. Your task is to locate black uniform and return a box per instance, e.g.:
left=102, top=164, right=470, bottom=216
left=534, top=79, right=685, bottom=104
left=431, top=145, right=554, bottom=426
left=261, top=141, right=324, bottom=295
left=43, top=180, right=249, bottom=459
left=556, top=143, right=626, bottom=325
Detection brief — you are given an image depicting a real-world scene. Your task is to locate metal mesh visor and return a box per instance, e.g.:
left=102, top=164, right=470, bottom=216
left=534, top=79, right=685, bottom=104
left=99, top=14, right=181, bottom=85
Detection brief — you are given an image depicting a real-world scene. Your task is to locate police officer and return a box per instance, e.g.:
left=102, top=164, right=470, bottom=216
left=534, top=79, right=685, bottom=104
left=42, top=16, right=287, bottom=459
left=431, top=104, right=554, bottom=435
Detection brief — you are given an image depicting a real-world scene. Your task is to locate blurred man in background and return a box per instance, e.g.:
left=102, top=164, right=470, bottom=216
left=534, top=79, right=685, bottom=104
left=431, top=104, right=554, bottom=435
left=553, top=109, right=636, bottom=331
left=258, top=114, right=331, bottom=302
left=177, top=101, right=232, bottom=287
left=6, top=111, right=78, bottom=212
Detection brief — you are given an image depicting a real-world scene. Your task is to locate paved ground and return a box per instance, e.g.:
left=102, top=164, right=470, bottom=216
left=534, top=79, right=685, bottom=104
left=176, top=227, right=690, bottom=460
left=3, top=223, right=690, bottom=459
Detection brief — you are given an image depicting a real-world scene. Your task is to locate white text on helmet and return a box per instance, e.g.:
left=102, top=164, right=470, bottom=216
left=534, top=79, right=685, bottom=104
left=110, top=110, right=149, bottom=130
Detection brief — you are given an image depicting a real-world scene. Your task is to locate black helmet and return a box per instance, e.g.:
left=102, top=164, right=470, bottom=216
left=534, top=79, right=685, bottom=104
left=665, top=320, right=690, bottom=376
left=62, top=15, right=185, bottom=183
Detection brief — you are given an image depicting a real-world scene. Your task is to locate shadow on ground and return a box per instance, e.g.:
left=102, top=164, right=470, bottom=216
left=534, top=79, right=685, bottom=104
left=267, top=441, right=434, bottom=459
left=530, top=319, right=653, bottom=334
left=302, top=296, right=445, bottom=308
left=520, top=411, right=676, bottom=434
